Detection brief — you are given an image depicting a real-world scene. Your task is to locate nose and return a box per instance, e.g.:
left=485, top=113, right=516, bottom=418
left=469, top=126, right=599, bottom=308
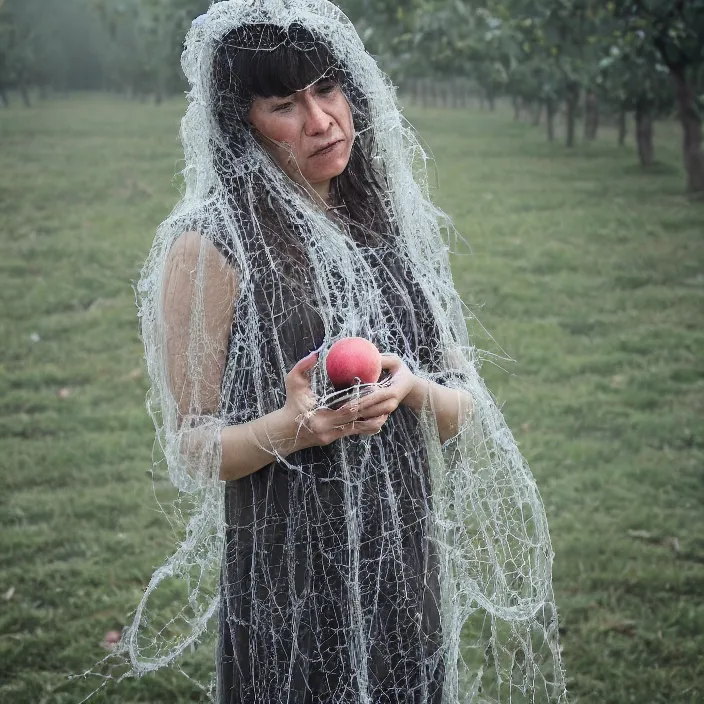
left=302, top=92, right=333, bottom=136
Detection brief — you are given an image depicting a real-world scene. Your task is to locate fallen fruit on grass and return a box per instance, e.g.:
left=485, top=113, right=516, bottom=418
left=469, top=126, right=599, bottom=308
left=325, top=337, right=382, bottom=389
left=102, top=630, right=122, bottom=650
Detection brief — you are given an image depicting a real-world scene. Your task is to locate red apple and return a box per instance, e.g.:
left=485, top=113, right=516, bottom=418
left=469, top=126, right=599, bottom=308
left=325, top=337, right=382, bottom=389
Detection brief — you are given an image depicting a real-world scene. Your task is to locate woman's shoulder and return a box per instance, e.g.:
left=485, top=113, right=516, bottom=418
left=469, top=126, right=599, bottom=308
left=167, top=231, right=240, bottom=293
left=168, top=198, right=242, bottom=263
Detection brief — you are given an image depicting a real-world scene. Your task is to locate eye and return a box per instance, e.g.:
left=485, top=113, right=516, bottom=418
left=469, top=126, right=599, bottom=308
left=317, top=81, right=338, bottom=95
left=272, top=101, right=294, bottom=113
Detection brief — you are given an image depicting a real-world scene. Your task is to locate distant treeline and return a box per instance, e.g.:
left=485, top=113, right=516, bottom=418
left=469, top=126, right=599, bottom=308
left=1, top=0, right=702, bottom=192
left=0, top=0, right=210, bottom=103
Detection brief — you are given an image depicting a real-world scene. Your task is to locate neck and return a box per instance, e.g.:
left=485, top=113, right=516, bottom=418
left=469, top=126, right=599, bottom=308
left=309, top=179, right=331, bottom=205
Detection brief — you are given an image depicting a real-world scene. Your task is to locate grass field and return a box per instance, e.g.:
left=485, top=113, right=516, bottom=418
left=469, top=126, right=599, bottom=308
left=1, top=95, right=703, bottom=703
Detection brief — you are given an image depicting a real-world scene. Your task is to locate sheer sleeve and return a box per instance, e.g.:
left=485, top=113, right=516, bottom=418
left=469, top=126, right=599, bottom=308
left=158, top=230, right=239, bottom=491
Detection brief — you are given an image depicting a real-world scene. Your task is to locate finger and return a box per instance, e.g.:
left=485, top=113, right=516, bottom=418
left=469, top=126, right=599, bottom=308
left=339, top=387, right=385, bottom=410
left=315, top=404, right=358, bottom=424
left=358, top=399, right=398, bottom=420
left=352, top=387, right=396, bottom=413
left=379, top=353, right=402, bottom=372
left=352, top=415, right=389, bottom=436
left=326, top=414, right=387, bottom=441
left=356, top=414, right=388, bottom=428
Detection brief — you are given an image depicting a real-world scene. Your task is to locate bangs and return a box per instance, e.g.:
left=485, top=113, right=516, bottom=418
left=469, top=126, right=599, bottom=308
left=217, top=23, right=342, bottom=103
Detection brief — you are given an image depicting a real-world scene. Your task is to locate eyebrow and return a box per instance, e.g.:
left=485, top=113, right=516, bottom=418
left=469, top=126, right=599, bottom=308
left=260, top=73, right=338, bottom=103
left=296, top=71, right=337, bottom=93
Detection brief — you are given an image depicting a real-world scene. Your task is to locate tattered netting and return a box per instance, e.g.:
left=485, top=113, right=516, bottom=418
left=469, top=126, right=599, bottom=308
left=82, top=1, right=567, bottom=702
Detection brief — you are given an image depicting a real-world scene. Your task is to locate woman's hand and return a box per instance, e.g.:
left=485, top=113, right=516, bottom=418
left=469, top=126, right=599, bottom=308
left=282, top=352, right=390, bottom=449
left=346, top=353, right=429, bottom=420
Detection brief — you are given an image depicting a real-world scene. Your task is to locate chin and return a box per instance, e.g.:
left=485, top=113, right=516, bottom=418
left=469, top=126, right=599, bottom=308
left=305, top=156, right=350, bottom=184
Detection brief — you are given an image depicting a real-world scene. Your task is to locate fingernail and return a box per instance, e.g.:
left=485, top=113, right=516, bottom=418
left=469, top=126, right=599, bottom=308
left=309, top=343, right=325, bottom=356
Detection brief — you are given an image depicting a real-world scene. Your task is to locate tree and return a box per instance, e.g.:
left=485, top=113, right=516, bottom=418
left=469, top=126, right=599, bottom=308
left=598, top=29, right=672, bottom=165
left=614, top=0, right=704, bottom=192
left=0, top=0, right=41, bottom=106
left=391, top=1, right=519, bottom=110
left=501, top=8, right=565, bottom=141
left=0, top=0, right=132, bottom=102
left=90, top=0, right=209, bottom=101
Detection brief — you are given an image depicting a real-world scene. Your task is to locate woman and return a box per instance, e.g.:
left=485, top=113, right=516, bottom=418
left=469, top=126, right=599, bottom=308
left=127, top=2, right=566, bottom=703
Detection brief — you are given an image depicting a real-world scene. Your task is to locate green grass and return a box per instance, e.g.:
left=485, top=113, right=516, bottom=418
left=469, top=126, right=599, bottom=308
left=1, top=95, right=703, bottom=703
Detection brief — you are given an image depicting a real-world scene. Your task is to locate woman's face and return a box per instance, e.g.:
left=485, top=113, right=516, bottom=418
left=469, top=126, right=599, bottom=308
left=248, top=77, right=354, bottom=197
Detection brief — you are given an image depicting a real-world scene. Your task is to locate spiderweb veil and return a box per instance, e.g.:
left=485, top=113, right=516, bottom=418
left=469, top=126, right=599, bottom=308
left=85, top=1, right=567, bottom=701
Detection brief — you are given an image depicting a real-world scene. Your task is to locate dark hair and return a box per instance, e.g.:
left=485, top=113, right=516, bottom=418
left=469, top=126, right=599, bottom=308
left=211, top=23, right=394, bottom=259
left=208, top=23, right=443, bottom=378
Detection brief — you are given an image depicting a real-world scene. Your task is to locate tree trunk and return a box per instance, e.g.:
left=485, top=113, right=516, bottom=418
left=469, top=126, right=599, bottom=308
left=462, top=80, right=470, bottom=108
left=546, top=99, right=556, bottom=141
left=487, top=92, right=496, bottom=111
left=565, top=82, right=580, bottom=147
left=19, top=83, right=31, bottom=108
left=450, top=78, right=459, bottom=108
left=584, top=91, right=599, bottom=140
left=618, top=107, right=627, bottom=146
left=533, top=101, right=543, bottom=125
left=670, top=67, right=704, bottom=193
left=420, top=79, right=429, bottom=108
left=0, top=87, right=8, bottom=107
left=155, top=75, right=166, bottom=105
left=635, top=103, right=654, bottom=167
left=512, top=95, right=521, bottom=120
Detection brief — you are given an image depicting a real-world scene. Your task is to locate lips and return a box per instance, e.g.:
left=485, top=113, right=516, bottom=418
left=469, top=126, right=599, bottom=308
left=311, top=139, right=344, bottom=157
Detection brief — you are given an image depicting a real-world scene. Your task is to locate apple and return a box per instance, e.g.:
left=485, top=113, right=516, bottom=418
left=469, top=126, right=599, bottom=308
left=325, top=337, right=382, bottom=389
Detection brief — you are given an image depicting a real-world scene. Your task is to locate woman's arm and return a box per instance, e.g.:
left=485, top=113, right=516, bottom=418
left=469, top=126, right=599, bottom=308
left=163, top=231, right=298, bottom=481
left=219, top=350, right=394, bottom=480
left=163, top=231, right=300, bottom=481
left=403, top=377, right=473, bottom=445
left=346, top=355, right=473, bottom=445
left=163, top=233, right=388, bottom=482
left=163, top=231, right=237, bottom=429
left=218, top=405, right=306, bottom=481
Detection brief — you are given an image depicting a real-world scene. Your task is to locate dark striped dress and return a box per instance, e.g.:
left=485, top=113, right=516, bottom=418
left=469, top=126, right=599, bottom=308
left=213, top=233, right=445, bottom=704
